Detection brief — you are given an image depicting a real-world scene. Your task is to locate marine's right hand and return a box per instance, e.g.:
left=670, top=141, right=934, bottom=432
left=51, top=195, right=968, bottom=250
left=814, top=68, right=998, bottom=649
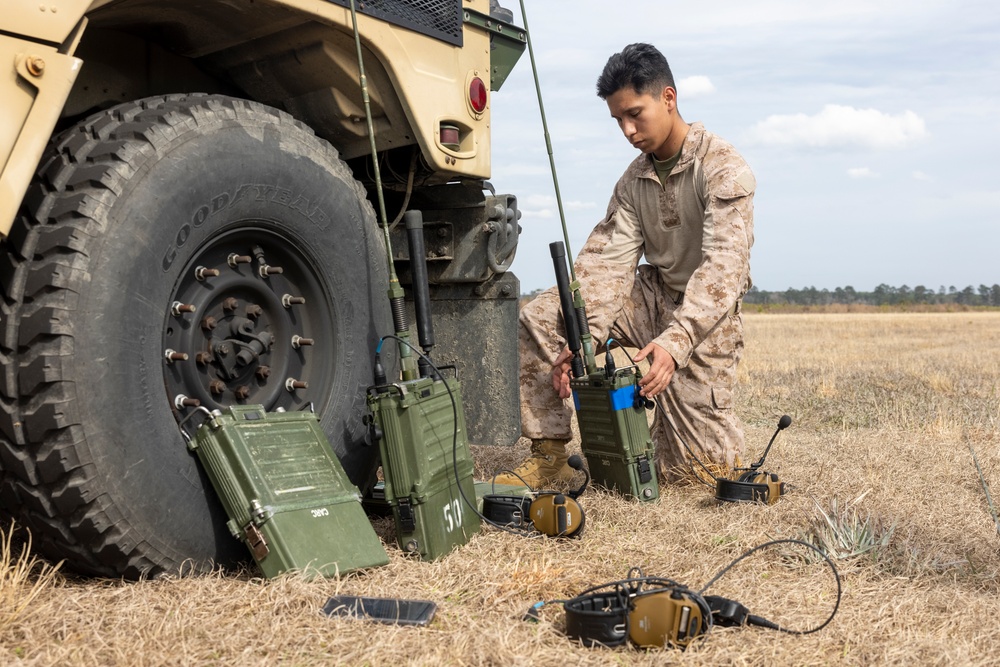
left=551, top=347, right=574, bottom=399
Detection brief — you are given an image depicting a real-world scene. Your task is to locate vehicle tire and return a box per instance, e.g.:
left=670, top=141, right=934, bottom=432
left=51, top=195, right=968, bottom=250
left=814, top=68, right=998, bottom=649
left=0, top=94, right=391, bottom=578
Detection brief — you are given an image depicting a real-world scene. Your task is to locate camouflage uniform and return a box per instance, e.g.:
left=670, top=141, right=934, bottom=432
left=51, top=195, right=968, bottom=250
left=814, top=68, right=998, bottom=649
left=520, top=122, right=755, bottom=481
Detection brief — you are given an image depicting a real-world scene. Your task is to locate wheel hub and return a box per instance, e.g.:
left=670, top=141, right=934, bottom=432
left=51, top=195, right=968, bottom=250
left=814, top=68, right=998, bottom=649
left=162, top=228, right=334, bottom=414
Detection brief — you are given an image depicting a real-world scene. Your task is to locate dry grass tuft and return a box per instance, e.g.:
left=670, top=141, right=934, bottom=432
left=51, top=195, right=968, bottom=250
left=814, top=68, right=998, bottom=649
left=2, top=312, right=1000, bottom=665
left=0, top=523, right=62, bottom=634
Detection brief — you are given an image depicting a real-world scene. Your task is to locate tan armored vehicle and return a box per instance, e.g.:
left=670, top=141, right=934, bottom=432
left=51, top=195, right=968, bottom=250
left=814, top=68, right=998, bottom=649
left=0, top=0, right=526, bottom=577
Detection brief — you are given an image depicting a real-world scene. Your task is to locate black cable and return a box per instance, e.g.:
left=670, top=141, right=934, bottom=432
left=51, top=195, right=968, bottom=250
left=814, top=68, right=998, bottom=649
left=378, top=335, right=548, bottom=540
left=388, top=147, right=418, bottom=232
left=697, top=538, right=842, bottom=636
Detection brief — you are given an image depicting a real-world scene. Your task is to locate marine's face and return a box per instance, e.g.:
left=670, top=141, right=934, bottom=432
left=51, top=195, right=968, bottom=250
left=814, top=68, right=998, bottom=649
left=606, top=85, right=677, bottom=159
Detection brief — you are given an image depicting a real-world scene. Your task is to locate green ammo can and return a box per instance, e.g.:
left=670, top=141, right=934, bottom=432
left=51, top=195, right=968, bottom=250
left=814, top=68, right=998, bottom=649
left=187, top=405, right=389, bottom=578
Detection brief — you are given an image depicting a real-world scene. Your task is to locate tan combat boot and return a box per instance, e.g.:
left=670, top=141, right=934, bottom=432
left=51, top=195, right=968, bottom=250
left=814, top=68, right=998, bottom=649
left=493, top=438, right=575, bottom=488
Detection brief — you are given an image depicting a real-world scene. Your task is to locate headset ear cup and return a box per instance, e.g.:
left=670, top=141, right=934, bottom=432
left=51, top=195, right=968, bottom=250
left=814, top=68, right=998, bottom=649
left=529, top=494, right=585, bottom=537
left=765, top=473, right=783, bottom=504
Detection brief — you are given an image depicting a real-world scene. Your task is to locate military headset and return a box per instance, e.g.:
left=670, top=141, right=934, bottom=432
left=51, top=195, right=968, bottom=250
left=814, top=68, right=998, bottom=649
left=524, top=538, right=842, bottom=650
left=714, top=415, right=792, bottom=504
left=482, top=455, right=590, bottom=538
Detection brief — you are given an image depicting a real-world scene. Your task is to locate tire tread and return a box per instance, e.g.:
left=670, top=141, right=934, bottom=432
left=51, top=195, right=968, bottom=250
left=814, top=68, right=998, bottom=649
left=0, top=95, right=313, bottom=576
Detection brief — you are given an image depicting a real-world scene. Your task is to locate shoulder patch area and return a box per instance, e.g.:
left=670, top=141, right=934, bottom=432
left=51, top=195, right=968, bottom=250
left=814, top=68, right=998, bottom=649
left=735, top=169, right=756, bottom=195
left=712, top=167, right=756, bottom=200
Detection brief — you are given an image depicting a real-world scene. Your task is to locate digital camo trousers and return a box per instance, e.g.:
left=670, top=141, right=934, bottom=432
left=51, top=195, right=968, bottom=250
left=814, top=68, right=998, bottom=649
left=519, top=265, right=745, bottom=482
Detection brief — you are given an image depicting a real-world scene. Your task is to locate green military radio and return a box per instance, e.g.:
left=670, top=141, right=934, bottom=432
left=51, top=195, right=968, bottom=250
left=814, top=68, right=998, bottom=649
left=570, top=365, right=658, bottom=502
left=551, top=242, right=659, bottom=502
left=365, top=210, right=481, bottom=560
left=183, top=405, right=389, bottom=578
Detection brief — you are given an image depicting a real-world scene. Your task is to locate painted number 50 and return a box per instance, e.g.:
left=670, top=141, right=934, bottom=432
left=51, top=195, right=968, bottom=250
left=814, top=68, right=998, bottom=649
left=443, top=499, right=463, bottom=532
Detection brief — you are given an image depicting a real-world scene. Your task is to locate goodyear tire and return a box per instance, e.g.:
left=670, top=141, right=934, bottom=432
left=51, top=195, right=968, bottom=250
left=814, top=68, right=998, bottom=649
left=0, top=95, right=391, bottom=578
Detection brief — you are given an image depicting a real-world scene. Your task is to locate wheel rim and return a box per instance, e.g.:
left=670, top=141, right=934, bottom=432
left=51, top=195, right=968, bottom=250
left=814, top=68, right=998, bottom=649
left=162, top=223, right=336, bottom=414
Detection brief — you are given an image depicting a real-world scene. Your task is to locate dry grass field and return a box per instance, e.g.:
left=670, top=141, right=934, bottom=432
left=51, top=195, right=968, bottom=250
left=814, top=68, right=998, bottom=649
left=2, top=311, right=999, bottom=666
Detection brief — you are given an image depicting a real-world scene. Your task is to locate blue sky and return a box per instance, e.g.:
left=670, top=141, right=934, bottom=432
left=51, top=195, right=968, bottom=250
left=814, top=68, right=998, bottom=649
left=488, top=1, right=1000, bottom=293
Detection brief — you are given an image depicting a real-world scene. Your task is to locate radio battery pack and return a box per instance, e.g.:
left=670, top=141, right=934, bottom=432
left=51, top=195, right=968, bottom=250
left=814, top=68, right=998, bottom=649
left=188, top=405, right=389, bottom=578
left=572, top=367, right=659, bottom=502
left=367, top=375, right=481, bottom=560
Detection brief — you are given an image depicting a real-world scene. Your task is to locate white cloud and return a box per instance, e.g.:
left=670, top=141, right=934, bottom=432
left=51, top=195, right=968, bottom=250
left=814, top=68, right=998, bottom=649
left=745, top=104, right=928, bottom=150
left=912, top=171, right=932, bottom=181
left=519, top=194, right=596, bottom=212
left=678, top=75, right=716, bottom=99
left=520, top=194, right=555, bottom=209
left=520, top=208, right=554, bottom=220
left=848, top=167, right=878, bottom=179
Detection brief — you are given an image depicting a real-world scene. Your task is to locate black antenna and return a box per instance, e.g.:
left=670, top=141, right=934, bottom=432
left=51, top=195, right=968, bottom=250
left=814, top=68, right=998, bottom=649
left=550, top=242, right=585, bottom=378
left=404, top=210, right=435, bottom=378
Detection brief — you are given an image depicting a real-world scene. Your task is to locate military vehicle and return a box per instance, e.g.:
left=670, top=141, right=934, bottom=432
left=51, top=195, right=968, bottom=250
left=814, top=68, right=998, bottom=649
left=0, top=0, right=526, bottom=578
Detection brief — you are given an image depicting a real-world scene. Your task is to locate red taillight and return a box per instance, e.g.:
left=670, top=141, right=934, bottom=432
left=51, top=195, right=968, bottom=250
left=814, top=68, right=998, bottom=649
left=469, top=77, right=488, bottom=113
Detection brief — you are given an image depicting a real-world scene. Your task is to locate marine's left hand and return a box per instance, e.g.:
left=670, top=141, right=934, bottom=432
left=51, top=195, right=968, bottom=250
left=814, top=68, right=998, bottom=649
left=633, top=342, right=676, bottom=398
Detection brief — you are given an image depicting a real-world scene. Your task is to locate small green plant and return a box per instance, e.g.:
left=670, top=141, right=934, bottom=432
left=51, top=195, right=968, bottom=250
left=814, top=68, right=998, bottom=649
left=798, top=496, right=895, bottom=563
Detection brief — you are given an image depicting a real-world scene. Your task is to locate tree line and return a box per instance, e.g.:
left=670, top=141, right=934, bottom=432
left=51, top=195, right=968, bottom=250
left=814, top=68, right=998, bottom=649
left=744, top=283, right=1000, bottom=307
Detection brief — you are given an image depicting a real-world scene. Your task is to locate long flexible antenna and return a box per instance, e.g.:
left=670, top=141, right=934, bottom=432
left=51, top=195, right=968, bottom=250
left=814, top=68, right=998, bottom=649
left=349, top=0, right=417, bottom=381
left=518, top=0, right=597, bottom=373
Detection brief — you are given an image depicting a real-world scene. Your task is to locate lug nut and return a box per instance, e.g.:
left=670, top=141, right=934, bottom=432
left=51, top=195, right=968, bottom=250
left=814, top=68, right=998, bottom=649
left=291, top=335, right=314, bottom=349
left=259, top=265, right=284, bottom=278
left=285, top=378, right=308, bottom=392
left=209, top=380, right=225, bottom=395
left=171, top=301, right=196, bottom=316
left=195, top=351, right=212, bottom=365
left=195, top=266, right=221, bottom=281
left=246, top=304, right=263, bottom=319
left=164, top=349, right=188, bottom=363
left=222, top=297, right=238, bottom=312
left=234, top=385, right=251, bottom=400
left=228, top=254, right=252, bottom=267
left=256, top=365, right=271, bottom=380
left=214, top=343, right=230, bottom=357
left=282, top=294, right=306, bottom=308
left=200, top=316, right=217, bottom=332
left=173, top=394, right=200, bottom=409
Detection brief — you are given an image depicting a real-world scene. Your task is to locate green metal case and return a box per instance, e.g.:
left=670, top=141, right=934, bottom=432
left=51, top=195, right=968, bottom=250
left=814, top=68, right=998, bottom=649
left=368, top=376, right=480, bottom=559
left=572, top=368, right=660, bottom=502
left=188, top=405, right=389, bottom=578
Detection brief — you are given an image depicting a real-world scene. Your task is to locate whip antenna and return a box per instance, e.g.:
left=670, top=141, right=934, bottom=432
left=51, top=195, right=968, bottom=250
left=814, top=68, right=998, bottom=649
left=349, top=0, right=417, bottom=380
left=518, top=0, right=597, bottom=372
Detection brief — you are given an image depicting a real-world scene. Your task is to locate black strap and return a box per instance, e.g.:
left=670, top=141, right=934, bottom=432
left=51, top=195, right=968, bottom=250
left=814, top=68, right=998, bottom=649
left=563, top=592, right=629, bottom=647
left=715, top=472, right=784, bottom=504
left=481, top=494, right=531, bottom=527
